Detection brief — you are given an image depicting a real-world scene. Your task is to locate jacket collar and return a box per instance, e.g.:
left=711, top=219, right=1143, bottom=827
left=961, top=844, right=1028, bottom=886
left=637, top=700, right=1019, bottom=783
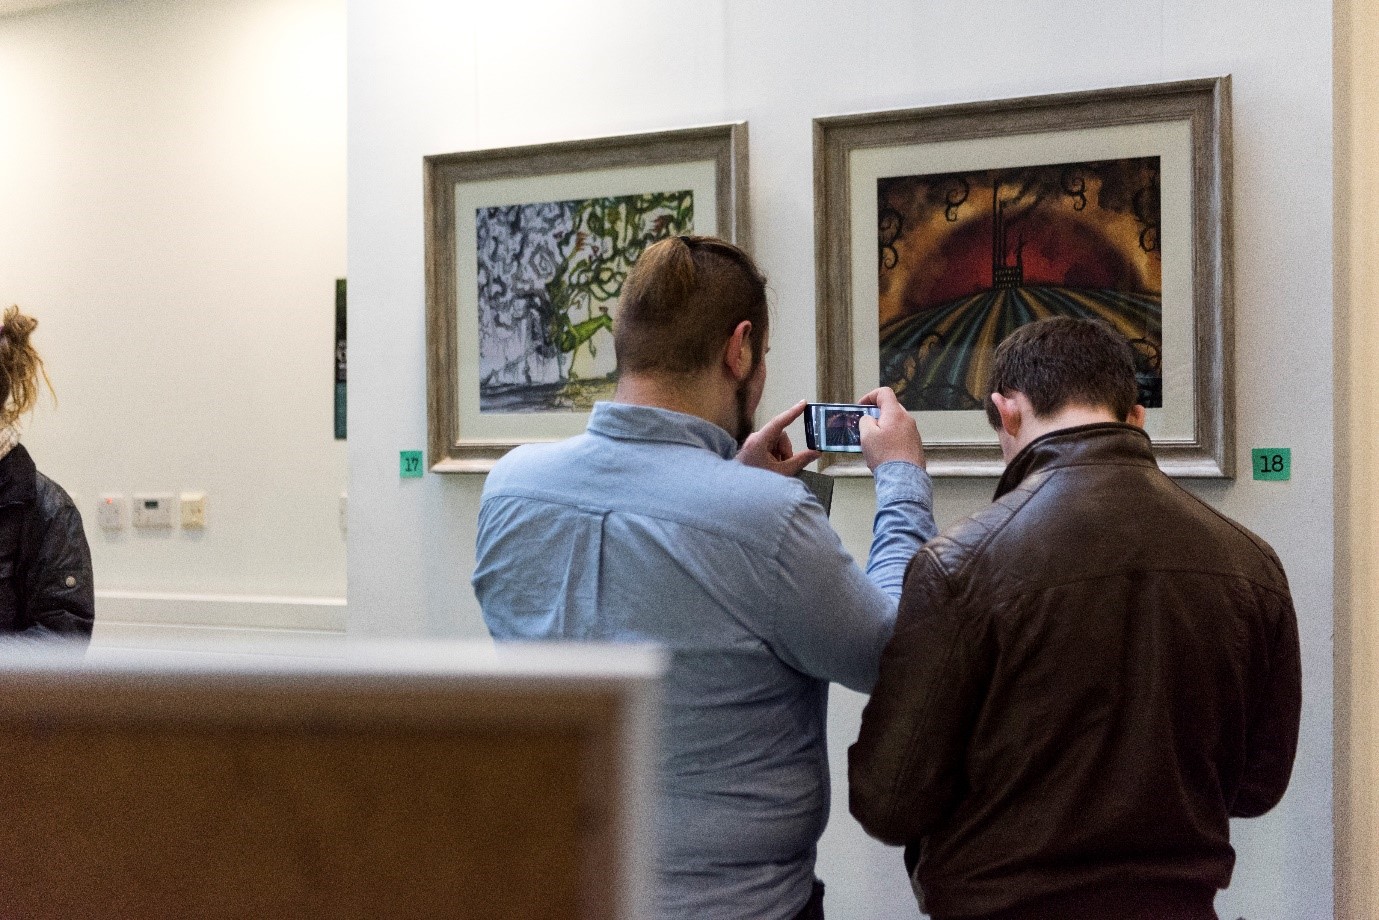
left=994, top=423, right=1156, bottom=500
left=586, top=401, right=739, bottom=460
left=0, top=443, right=37, bottom=508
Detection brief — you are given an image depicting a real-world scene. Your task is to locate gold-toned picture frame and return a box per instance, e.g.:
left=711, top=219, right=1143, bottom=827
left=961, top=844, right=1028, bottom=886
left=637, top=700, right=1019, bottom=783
left=814, top=78, right=1232, bottom=477
left=425, top=123, right=749, bottom=473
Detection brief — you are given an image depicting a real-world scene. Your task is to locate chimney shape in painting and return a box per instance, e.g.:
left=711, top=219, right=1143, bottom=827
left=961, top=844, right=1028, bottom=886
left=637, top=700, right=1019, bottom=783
left=992, top=181, right=1024, bottom=290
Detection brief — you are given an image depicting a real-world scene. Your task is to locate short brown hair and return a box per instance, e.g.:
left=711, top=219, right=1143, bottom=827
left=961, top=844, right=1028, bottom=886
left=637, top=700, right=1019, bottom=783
left=615, top=236, right=767, bottom=376
left=984, top=316, right=1138, bottom=428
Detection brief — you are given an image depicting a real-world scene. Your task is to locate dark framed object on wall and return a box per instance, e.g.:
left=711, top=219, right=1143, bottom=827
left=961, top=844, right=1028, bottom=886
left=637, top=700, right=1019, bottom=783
left=814, top=77, right=1233, bottom=477
left=425, top=123, right=750, bottom=473
left=334, top=278, right=346, bottom=440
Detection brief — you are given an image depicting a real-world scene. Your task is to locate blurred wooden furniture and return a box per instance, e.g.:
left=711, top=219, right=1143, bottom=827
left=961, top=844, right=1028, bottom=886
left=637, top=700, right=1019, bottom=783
left=0, top=641, right=663, bottom=919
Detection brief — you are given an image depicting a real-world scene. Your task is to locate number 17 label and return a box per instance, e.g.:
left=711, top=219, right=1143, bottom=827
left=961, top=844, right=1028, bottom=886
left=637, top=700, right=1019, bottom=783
left=1251, top=448, right=1290, bottom=481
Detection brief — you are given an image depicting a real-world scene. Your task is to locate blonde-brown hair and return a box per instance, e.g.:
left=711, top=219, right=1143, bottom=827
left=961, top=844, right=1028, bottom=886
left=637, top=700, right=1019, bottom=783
left=0, top=306, right=53, bottom=428
left=615, top=236, right=768, bottom=377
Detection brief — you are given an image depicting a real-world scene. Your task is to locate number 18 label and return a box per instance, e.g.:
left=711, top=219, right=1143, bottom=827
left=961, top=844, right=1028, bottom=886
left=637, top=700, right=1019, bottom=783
left=1251, top=448, right=1290, bottom=481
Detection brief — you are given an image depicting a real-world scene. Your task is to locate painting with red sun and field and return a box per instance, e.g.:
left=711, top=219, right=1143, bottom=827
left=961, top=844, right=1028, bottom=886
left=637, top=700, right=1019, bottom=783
left=877, top=157, right=1163, bottom=411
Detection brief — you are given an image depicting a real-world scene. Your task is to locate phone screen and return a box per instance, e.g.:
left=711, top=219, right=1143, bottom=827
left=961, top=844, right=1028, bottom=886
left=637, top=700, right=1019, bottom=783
left=804, top=403, right=881, bottom=453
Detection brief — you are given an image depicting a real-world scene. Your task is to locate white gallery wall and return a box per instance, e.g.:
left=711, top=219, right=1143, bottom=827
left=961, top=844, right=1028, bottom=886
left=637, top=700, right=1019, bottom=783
left=0, top=0, right=347, bottom=641
left=348, top=1, right=1333, bottom=917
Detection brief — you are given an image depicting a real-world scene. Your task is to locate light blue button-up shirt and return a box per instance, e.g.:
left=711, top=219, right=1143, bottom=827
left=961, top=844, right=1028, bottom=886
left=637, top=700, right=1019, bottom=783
left=474, top=402, right=935, bottom=920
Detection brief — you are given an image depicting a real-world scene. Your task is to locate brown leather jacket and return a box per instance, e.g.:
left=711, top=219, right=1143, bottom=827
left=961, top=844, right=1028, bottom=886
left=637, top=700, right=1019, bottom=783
left=849, top=424, right=1300, bottom=920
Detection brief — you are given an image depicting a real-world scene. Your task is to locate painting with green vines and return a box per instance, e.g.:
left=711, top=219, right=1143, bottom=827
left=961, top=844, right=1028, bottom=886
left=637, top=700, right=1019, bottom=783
left=475, top=190, right=694, bottom=411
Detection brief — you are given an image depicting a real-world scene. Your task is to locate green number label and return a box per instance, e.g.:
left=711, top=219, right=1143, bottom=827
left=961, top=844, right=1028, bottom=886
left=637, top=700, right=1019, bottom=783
left=400, top=450, right=424, bottom=478
left=1251, top=448, right=1290, bottom=482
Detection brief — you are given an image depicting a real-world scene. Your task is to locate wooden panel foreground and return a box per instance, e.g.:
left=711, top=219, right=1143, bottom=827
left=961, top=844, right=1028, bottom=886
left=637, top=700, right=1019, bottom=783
left=0, top=642, right=664, bottom=920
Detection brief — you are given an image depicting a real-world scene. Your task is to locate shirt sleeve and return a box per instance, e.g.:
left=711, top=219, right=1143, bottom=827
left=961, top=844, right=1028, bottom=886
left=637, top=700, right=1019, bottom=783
left=849, top=545, right=994, bottom=845
left=867, top=461, right=937, bottom=599
left=764, top=462, right=936, bottom=694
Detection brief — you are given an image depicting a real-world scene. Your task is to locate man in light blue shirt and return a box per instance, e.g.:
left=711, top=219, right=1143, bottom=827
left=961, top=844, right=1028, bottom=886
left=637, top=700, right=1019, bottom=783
left=474, top=236, right=934, bottom=920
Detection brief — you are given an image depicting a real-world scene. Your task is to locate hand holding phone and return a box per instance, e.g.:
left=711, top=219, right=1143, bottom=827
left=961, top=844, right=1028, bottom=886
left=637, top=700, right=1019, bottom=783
left=803, top=403, right=882, bottom=453
left=737, top=400, right=822, bottom=476
left=856, top=387, right=926, bottom=470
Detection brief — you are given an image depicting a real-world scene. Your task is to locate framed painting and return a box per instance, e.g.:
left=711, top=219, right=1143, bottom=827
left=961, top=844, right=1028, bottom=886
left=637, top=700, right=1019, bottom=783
left=425, top=123, right=749, bottom=472
left=814, top=78, right=1232, bottom=477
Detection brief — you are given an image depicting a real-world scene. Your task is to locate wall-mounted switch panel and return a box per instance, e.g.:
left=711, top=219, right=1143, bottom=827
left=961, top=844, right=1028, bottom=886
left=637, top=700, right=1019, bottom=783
left=179, top=492, right=207, bottom=529
left=132, top=493, right=175, bottom=529
left=97, top=494, right=127, bottom=531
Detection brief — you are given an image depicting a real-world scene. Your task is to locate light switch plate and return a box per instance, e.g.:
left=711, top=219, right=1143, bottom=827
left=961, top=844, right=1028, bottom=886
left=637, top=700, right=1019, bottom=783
left=97, top=494, right=127, bottom=531
left=179, top=491, right=207, bottom=528
left=132, top=493, right=175, bottom=528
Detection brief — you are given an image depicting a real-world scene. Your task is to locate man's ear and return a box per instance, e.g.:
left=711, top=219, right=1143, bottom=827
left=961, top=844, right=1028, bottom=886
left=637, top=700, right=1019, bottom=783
left=990, top=391, right=1023, bottom=439
left=1126, top=404, right=1147, bottom=428
left=724, top=320, right=754, bottom=383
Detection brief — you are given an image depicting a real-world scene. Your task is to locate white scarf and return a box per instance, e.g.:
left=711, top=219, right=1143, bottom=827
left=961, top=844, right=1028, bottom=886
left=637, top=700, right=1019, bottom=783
left=0, top=425, right=21, bottom=462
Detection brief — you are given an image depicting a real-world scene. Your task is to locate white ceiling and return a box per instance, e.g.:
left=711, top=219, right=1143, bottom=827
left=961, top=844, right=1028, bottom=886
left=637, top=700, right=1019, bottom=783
left=0, top=0, right=84, bottom=15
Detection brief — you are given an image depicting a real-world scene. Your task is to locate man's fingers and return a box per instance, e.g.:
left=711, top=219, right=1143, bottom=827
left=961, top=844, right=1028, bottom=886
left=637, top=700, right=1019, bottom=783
left=760, top=399, right=809, bottom=436
left=859, top=387, right=909, bottom=425
left=743, top=402, right=822, bottom=475
left=779, top=450, right=821, bottom=476
left=857, top=385, right=925, bottom=471
left=859, top=386, right=901, bottom=412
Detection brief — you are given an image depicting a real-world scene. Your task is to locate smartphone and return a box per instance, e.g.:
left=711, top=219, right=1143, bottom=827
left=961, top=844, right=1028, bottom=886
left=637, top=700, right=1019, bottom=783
left=803, top=402, right=881, bottom=453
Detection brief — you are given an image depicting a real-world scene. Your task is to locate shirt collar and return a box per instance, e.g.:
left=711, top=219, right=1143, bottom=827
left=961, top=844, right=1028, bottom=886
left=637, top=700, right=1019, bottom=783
left=586, top=401, right=738, bottom=460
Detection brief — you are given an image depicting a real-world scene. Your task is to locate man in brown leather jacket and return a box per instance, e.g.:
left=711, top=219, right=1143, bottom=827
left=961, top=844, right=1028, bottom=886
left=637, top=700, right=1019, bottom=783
left=849, top=317, right=1300, bottom=920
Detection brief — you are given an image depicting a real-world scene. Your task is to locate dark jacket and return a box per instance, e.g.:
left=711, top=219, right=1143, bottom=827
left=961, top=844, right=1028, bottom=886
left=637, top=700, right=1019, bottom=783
left=849, top=424, right=1301, bottom=920
left=0, top=444, right=94, bottom=642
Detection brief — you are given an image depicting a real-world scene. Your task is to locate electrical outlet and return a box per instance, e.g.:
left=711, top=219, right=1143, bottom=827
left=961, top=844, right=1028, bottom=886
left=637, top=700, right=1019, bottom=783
left=180, top=492, right=207, bottom=529
left=132, top=493, right=175, bottom=529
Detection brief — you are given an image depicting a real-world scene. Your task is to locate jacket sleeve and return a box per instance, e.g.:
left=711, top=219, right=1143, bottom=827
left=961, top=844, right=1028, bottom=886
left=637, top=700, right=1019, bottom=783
left=848, top=545, right=992, bottom=845
left=17, top=484, right=95, bottom=641
left=1230, top=587, right=1301, bottom=817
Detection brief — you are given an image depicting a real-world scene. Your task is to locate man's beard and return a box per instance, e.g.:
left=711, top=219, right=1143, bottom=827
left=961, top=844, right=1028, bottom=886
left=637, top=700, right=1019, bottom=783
left=734, top=378, right=755, bottom=446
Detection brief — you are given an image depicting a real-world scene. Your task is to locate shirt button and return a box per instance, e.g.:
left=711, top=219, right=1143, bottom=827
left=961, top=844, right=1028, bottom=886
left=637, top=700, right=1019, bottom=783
left=64, top=576, right=76, bottom=588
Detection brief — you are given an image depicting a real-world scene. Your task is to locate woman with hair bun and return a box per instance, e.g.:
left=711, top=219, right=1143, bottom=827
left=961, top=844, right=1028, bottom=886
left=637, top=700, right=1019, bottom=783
left=0, top=305, right=93, bottom=643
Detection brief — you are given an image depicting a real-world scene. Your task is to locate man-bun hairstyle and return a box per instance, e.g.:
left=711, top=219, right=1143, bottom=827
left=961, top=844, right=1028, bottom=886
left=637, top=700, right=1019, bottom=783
left=0, top=305, right=53, bottom=429
left=615, top=235, right=768, bottom=377
left=983, top=315, right=1139, bottom=429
